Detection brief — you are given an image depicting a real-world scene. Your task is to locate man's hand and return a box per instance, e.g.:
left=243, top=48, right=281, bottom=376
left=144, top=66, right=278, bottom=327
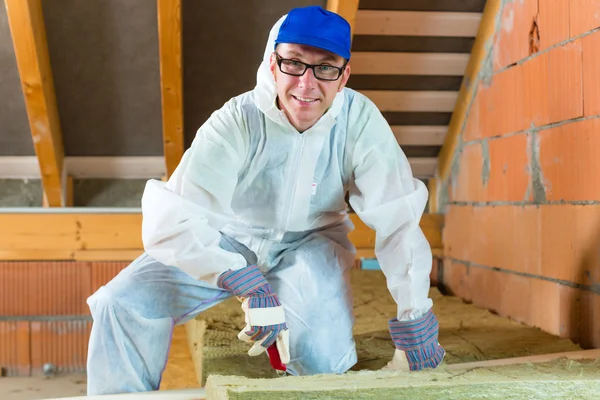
left=386, top=309, right=445, bottom=371
left=217, top=265, right=290, bottom=364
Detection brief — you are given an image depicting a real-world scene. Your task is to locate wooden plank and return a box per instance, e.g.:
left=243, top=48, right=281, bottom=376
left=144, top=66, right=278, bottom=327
left=359, top=90, right=458, bottom=112
left=185, top=318, right=206, bottom=388
left=0, top=214, right=143, bottom=251
left=427, top=179, right=439, bottom=214
left=432, top=0, right=503, bottom=212
left=326, top=0, right=360, bottom=37
left=64, top=156, right=165, bottom=178
left=351, top=52, right=469, bottom=75
left=0, top=212, right=443, bottom=260
left=0, top=249, right=142, bottom=261
left=0, top=156, right=166, bottom=179
left=409, top=157, right=438, bottom=177
left=392, top=126, right=446, bottom=146
left=157, top=0, right=184, bottom=179
left=355, top=10, right=481, bottom=37
left=5, top=0, right=66, bottom=207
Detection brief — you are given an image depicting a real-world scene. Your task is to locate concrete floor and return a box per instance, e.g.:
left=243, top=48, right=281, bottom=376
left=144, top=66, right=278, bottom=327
left=0, top=374, right=87, bottom=400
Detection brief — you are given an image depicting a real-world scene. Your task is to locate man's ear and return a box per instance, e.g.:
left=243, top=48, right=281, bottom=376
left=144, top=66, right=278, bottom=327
left=269, top=52, right=277, bottom=79
left=338, top=62, right=351, bottom=92
left=338, top=61, right=351, bottom=92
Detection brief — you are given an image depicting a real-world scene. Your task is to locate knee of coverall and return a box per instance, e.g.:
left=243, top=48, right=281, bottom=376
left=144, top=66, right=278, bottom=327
left=86, top=285, right=119, bottom=318
left=290, top=340, right=357, bottom=376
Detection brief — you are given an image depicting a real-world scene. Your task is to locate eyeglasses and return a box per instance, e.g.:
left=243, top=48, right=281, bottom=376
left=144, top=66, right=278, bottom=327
left=275, top=53, right=347, bottom=81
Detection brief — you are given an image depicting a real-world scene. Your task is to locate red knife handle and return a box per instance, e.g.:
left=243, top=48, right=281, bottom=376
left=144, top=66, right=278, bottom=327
left=267, top=343, right=286, bottom=372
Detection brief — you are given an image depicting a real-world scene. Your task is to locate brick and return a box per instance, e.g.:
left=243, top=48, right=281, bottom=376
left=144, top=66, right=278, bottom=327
left=540, top=205, right=600, bottom=286
left=443, top=205, right=476, bottom=261
left=0, top=262, right=92, bottom=316
left=538, top=0, right=570, bottom=50
left=492, top=0, right=539, bottom=69
left=499, top=272, right=532, bottom=324
left=451, top=142, right=484, bottom=202
left=91, top=261, right=128, bottom=293
left=486, top=134, right=531, bottom=202
left=538, top=118, right=600, bottom=201
left=546, top=41, right=584, bottom=123
left=441, top=259, right=471, bottom=302
left=30, top=320, right=91, bottom=374
left=0, top=321, right=30, bottom=376
left=529, top=279, right=578, bottom=338
left=570, top=0, right=600, bottom=38
left=582, top=32, right=600, bottom=116
left=480, top=42, right=582, bottom=139
left=521, top=51, right=550, bottom=127
left=445, top=205, right=542, bottom=276
left=578, top=290, right=600, bottom=348
left=479, top=65, right=526, bottom=138
left=468, top=266, right=504, bottom=314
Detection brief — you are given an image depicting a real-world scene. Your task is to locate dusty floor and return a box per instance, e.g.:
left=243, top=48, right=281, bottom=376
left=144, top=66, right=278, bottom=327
left=0, top=374, right=87, bottom=400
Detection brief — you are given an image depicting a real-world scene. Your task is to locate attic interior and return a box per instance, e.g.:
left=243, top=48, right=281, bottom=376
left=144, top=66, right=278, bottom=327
left=1, top=0, right=600, bottom=399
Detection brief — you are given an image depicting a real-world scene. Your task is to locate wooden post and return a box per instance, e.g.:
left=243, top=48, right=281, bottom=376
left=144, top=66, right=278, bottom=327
left=157, top=0, right=184, bottom=179
left=326, top=0, right=360, bottom=38
left=4, top=0, right=69, bottom=207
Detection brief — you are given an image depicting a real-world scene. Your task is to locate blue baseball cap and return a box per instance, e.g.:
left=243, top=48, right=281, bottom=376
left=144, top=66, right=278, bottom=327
left=274, top=6, right=352, bottom=60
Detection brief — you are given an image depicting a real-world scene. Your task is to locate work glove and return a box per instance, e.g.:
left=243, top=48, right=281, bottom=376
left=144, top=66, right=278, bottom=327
left=217, top=264, right=290, bottom=365
left=384, top=309, right=445, bottom=371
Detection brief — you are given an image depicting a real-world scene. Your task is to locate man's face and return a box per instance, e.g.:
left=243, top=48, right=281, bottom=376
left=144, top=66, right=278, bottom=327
left=269, top=43, right=351, bottom=132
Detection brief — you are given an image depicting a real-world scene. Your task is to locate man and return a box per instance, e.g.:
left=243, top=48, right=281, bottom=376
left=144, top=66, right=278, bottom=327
left=86, top=5, right=445, bottom=395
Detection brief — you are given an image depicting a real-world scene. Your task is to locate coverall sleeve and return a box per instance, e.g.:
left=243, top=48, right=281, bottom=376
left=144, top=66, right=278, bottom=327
left=140, top=100, right=248, bottom=284
left=348, top=97, right=434, bottom=321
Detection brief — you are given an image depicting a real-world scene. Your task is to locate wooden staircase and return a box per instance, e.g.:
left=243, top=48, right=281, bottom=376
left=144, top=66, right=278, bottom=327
left=338, top=0, right=486, bottom=181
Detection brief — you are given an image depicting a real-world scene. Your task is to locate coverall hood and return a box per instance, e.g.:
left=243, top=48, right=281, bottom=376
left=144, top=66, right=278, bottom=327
left=253, top=14, right=346, bottom=132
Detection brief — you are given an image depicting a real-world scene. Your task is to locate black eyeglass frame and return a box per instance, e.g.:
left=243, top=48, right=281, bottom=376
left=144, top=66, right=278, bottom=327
left=274, top=52, right=348, bottom=82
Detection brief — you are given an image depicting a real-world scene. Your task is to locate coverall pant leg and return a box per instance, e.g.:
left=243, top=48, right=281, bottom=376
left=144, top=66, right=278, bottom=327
left=86, top=227, right=357, bottom=395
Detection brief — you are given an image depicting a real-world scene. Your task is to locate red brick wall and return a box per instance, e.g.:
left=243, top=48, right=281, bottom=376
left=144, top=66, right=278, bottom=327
left=443, top=0, right=600, bottom=348
left=0, top=261, right=128, bottom=376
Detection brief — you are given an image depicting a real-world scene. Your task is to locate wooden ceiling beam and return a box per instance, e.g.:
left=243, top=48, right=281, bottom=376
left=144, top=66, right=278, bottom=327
left=326, top=0, right=360, bottom=38
left=157, top=0, right=184, bottom=179
left=5, top=0, right=69, bottom=207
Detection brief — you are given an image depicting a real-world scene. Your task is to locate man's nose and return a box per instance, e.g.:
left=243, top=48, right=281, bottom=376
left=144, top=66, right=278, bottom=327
left=298, top=67, right=318, bottom=87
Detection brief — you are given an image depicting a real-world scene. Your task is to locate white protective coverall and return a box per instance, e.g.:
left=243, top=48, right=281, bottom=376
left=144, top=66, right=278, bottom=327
left=85, top=14, right=433, bottom=395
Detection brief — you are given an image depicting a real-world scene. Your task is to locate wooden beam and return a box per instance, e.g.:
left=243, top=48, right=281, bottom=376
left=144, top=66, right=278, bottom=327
left=359, top=90, right=458, bottom=112
left=326, top=0, right=360, bottom=37
left=0, top=213, right=143, bottom=251
left=409, top=157, right=438, bottom=177
left=0, top=212, right=443, bottom=260
left=351, top=52, right=469, bottom=76
left=157, top=0, right=184, bottom=179
left=354, top=10, right=482, bottom=37
left=392, top=126, right=446, bottom=146
left=5, top=0, right=67, bottom=207
left=432, top=0, right=503, bottom=212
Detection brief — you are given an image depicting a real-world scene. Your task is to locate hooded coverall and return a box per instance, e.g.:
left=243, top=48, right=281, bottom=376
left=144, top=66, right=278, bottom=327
left=85, top=14, right=434, bottom=395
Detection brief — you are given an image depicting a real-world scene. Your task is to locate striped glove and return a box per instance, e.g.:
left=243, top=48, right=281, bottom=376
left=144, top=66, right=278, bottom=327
left=217, top=265, right=290, bottom=364
left=386, top=309, right=445, bottom=371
